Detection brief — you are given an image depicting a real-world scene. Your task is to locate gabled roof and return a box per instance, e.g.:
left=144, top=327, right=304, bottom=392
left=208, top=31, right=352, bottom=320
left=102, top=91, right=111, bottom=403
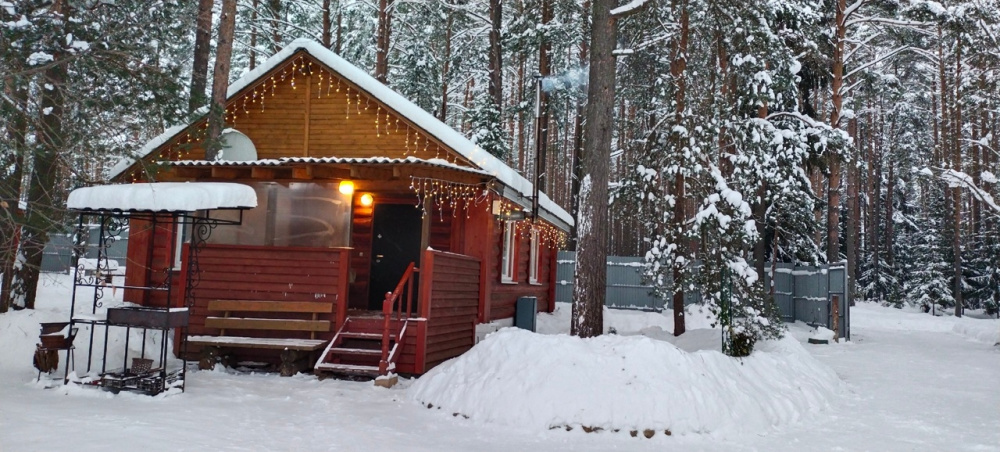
left=110, top=39, right=573, bottom=229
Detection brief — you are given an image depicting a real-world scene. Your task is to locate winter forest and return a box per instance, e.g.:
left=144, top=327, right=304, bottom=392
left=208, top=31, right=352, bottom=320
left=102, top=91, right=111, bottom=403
left=3, top=0, right=1000, bottom=345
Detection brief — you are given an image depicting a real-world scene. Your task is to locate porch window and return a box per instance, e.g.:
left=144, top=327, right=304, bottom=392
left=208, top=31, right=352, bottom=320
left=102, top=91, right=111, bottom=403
left=500, top=221, right=516, bottom=283
left=528, top=228, right=540, bottom=284
left=206, top=182, right=352, bottom=248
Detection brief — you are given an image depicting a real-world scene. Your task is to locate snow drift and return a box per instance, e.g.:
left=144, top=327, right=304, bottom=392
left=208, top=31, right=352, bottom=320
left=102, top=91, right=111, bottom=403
left=851, top=304, right=999, bottom=345
left=409, top=328, right=842, bottom=437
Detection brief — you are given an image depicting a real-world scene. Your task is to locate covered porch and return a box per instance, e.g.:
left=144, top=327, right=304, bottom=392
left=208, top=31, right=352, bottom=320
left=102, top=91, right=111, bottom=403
left=126, top=158, right=501, bottom=377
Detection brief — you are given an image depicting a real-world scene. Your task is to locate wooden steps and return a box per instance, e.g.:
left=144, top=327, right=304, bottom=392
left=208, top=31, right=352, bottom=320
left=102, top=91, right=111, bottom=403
left=314, top=316, right=407, bottom=379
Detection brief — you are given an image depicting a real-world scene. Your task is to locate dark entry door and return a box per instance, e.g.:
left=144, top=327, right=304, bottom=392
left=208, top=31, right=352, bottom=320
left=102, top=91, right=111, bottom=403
left=368, top=204, right=423, bottom=310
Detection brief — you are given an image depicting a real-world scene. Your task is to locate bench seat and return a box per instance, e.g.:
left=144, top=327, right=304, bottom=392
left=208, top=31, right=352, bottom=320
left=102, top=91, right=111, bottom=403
left=187, top=335, right=327, bottom=351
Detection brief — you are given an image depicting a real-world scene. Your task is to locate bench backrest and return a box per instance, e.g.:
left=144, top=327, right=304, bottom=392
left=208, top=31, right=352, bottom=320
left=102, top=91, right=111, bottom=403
left=204, top=299, right=334, bottom=338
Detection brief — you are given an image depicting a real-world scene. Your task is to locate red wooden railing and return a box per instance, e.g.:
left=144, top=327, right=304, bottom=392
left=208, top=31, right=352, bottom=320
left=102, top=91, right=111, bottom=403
left=379, top=262, right=419, bottom=375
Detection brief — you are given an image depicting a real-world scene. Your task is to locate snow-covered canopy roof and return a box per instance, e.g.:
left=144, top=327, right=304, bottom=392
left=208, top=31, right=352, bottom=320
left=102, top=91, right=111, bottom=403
left=108, top=39, right=572, bottom=229
left=67, top=182, right=257, bottom=212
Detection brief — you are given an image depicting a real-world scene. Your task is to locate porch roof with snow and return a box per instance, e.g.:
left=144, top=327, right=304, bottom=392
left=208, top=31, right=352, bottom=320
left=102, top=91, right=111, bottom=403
left=67, top=182, right=257, bottom=212
left=109, top=39, right=572, bottom=230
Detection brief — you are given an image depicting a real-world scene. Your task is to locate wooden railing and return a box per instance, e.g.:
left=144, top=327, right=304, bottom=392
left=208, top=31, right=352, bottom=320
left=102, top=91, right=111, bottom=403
left=379, top=262, right=419, bottom=375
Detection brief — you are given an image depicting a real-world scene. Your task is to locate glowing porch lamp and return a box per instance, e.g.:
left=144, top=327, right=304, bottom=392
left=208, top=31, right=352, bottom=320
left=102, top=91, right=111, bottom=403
left=339, top=180, right=355, bottom=195
left=360, top=193, right=374, bottom=207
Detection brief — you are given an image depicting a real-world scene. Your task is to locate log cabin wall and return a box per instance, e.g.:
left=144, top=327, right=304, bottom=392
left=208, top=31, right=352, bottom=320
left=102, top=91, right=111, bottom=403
left=124, top=215, right=181, bottom=307
left=486, top=221, right=556, bottom=320
left=420, top=250, right=480, bottom=371
left=454, top=203, right=557, bottom=322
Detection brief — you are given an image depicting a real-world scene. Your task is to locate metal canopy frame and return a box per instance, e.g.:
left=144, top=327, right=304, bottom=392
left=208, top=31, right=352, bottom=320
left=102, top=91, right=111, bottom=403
left=59, top=207, right=245, bottom=395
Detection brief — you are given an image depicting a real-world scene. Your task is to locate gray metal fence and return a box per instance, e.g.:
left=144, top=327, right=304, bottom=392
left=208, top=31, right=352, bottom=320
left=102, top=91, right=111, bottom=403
left=41, top=226, right=129, bottom=273
left=555, top=251, right=850, bottom=338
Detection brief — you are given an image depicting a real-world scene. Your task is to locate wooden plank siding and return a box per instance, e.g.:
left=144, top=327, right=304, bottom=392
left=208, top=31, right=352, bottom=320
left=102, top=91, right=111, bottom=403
left=185, top=244, right=349, bottom=341
left=419, top=250, right=481, bottom=371
left=142, top=52, right=470, bottom=170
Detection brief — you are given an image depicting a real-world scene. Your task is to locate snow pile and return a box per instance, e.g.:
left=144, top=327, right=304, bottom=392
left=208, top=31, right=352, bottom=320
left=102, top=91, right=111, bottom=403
left=67, top=182, right=257, bottom=212
left=409, top=328, right=841, bottom=436
left=852, top=304, right=999, bottom=344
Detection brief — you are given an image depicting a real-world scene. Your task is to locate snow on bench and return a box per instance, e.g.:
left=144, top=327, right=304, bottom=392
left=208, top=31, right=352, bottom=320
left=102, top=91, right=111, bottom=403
left=186, top=335, right=326, bottom=350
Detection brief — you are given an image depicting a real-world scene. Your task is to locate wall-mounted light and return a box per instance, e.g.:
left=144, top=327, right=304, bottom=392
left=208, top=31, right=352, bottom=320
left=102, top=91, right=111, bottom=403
left=339, top=180, right=355, bottom=195
left=360, top=193, right=374, bottom=207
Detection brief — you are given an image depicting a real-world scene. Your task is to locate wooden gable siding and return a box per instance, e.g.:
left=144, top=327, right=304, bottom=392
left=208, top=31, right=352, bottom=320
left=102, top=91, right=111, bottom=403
left=141, top=52, right=473, bottom=171
left=185, top=244, right=349, bottom=342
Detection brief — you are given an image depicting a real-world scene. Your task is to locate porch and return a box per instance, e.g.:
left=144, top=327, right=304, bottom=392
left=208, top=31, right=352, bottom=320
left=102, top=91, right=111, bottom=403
left=175, top=243, right=481, bottom=376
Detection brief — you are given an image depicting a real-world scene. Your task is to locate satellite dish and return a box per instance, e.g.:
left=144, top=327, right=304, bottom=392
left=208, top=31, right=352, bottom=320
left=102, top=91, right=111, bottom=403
left=207, top=129, right=258, bottom=162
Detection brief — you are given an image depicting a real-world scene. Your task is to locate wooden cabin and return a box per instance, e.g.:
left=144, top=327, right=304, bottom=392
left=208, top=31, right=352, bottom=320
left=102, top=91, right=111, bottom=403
left=110, top=39, right=572, bottom=378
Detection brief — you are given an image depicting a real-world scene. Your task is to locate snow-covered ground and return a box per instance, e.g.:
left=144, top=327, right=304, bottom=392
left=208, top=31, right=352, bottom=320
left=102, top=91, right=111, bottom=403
left=1, top=273, right=998, bottom=451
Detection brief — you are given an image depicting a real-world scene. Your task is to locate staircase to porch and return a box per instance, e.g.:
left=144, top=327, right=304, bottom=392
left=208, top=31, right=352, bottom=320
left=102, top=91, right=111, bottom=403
left=314, top=263, right=418, bottom=379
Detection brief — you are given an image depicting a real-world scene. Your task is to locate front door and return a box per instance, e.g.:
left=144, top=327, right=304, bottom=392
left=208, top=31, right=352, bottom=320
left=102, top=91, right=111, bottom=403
left=368, top=203, right=423, bottom=310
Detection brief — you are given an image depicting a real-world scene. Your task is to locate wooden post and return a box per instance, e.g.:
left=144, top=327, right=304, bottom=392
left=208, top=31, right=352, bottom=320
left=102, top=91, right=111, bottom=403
left=831, top=295, right=840, bottom=343
left=336, top=248, right=350, bottom=330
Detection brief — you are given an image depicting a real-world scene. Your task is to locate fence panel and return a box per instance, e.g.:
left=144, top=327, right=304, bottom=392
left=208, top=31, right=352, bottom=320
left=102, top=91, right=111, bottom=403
left=556, top=252, right=850, bottom=337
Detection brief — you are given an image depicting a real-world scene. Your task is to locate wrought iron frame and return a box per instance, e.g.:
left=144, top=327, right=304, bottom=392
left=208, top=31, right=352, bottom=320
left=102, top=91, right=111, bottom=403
left=61, top=208, right=244, bottom=395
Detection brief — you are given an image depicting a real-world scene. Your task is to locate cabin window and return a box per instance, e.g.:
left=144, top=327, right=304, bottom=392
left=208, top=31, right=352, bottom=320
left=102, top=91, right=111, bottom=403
left=172, top=221, right=187, bottom=270
left=528, top=229, right=540, bottom=284
left=206, top=182, right=352, bottom=248
left=500, top=221, right=516, bottom=283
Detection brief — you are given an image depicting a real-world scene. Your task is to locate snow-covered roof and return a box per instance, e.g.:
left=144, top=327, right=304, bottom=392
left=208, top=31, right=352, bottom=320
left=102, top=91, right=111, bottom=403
left=171, top=156, right=490, bottom=176
left=67, top=182, right=257, bottom=212
left=108, top=39, right=572, bottom=229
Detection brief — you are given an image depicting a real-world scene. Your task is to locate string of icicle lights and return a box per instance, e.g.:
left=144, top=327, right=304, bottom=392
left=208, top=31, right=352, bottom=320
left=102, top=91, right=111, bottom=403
left=411, top=177, right=568, bottom=249
left=492, top=199, right=569, bottom=249
left=410, top=176, right=495, bottom=220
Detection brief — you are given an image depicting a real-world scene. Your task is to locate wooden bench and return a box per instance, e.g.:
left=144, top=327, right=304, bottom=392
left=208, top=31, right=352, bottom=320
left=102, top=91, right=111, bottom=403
left=187, top=300, right=334, bottom=376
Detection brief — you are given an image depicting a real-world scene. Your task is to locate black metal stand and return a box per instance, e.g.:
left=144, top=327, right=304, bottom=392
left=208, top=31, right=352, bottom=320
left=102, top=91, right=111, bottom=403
left=60, top=209, right=241, bottom=395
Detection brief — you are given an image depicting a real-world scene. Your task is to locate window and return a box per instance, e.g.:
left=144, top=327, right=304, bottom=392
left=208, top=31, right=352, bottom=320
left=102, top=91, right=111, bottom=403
left=500, top=221, right=516, bottom=283
left=206, top=182, right=352, bottom=248
left=528, top=228, right=540, bottom=284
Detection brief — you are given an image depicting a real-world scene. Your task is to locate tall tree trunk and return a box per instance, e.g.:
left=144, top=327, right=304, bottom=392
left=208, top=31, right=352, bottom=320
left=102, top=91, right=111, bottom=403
left=572, top=0, right=619, bottom=338
left=206, top=0, right=237, bottom=153
left=19, top=2, right=69, bottom=310
left=268, top=0, right=283, bottom=52
left=885, top=159, right=895, bottom=269
left=250, top=0, right=259, bottom=70
left=487, top=0, right=503, bottom=110
left=535, top=0, right=552, bottom=195
left=322, top=0, right=332, bottom=48
left=569, top=1, right=590, bottom=251
left=0, top=75, right=28, bottom=313
left=846, top=116, right=859, bottom=303
left=827, top=0, right=847, bottom=264
left=670, top=0, right=690, bottom=336
left=335, top=5, right=343, bottom=54
left=189, top=0, right=214, bottom=113
left=374, top=0, right=394, bottom=83
left=952, top=36, right=963, bottom=317
left=439, top=10, right=454, bottom=121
